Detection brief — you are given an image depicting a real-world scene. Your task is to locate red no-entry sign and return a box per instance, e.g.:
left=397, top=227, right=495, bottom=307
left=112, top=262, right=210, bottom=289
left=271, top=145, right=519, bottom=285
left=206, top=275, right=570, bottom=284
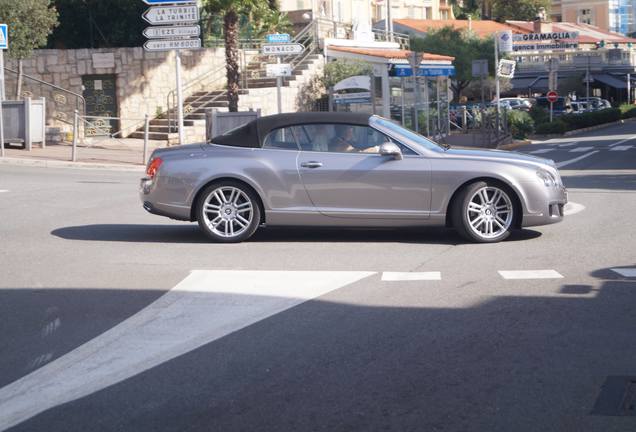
left=547, top=91, right=558, bottom=103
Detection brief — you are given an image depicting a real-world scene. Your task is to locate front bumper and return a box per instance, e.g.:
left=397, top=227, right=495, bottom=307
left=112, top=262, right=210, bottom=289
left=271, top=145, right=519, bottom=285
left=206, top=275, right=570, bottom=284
left=521, top=184, right=568, bottom=227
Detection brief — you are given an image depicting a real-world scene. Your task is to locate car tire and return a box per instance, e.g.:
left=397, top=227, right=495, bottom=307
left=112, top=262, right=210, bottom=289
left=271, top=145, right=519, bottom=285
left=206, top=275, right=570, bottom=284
left=196, top=181, right=261, bottom=243
left=451, top=181, right=516, bottom=243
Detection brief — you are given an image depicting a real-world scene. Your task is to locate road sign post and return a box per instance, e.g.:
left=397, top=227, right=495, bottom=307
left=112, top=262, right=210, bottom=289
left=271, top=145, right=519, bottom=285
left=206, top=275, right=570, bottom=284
left=0, top=24, right=7, bottom=158
left=547, top=90, right=558, bottom=123
left=142, top=1, right=200, bottom=145
left=264, top=34, right=302, bottom=114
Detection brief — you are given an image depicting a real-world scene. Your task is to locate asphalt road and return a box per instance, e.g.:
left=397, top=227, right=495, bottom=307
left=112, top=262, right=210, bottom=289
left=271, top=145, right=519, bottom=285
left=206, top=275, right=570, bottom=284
left=1, top=122, right=635, bottom=432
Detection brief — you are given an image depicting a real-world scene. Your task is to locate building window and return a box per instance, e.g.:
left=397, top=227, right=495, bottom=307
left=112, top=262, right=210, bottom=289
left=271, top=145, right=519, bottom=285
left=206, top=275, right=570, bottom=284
left=578, top=8, right=593, bottom=25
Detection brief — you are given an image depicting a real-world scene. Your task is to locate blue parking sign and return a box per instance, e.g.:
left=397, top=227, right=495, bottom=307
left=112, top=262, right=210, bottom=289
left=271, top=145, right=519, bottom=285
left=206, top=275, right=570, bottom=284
left=0, top=24, right=7, bottom=50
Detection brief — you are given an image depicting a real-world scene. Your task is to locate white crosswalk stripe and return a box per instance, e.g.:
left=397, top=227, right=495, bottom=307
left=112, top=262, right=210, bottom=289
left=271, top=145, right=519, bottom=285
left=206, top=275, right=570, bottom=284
left=382, top=272, right=441, bottom=281
left=558, top=141, right=579, bottom=147
left=0, top=190, right=8, bottom=193
left=609, top=145, right=633, bottom=151
left=498, top=270, right=564, bottom=280
left=569, top=147, right=595, bottom=153
left=0, top=270, right=374, bottom=432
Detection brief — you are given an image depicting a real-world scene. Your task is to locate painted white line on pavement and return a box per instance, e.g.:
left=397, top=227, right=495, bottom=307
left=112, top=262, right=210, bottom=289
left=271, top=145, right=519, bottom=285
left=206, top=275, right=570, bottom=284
left=556, top=151, right=599, bottom=168
left=0, top=190, right=8, bottom=193
left=611, top=268, right=636, bottom=278
left=563, top=201, right=586, bottom=216
left=609, top=134, right=636, bottom=147
left=528, top=149, right=553, bottom=154
left=498, top=270, right=564, bottom=280
left=0, top=270, right=374, bottom=432
left=558, top=141, right=579, bottom=147
left=609, top=145, right=633, bottom=151
left=568, top=146, right=595, bottom=153
left=382, top=272, right=441, bottom=281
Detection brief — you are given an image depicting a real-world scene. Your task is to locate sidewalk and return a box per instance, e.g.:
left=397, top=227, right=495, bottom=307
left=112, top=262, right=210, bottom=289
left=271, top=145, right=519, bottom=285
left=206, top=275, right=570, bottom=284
left=0, top=138, right=167, bottom=171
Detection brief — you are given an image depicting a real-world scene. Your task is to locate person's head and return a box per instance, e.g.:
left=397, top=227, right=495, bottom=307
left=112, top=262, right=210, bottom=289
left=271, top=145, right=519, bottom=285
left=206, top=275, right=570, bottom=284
left=335, top=124, right=354, bottom=140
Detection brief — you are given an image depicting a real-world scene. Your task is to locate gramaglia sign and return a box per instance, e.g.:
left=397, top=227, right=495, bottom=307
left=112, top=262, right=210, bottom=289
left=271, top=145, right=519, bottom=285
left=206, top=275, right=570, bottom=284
left=513, top=32, right=579, bottom=42
left=513, top=42, right=579, bottom=52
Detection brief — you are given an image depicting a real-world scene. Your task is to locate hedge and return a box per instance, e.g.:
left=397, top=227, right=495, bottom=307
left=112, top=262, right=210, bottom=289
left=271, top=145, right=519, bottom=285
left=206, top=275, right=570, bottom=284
left=534, top=108, right=621, bottom=135
left=535, top=120, right=567, bottom=135
left=620, top=104, right=636, bottom=119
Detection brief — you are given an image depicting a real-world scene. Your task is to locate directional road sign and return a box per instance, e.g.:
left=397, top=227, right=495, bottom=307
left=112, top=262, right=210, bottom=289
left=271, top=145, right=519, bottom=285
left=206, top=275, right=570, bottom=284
left=143, top=0, right=195, bottom=4
left=144, top=38, right=201, bottom=52
left=262, top=43, right=304, bottom=56
left=144, top=25, right=200, bottom=39
left=0, top=24, right=7, bottom=50
left=266, top=63, right=292, bottom=78
left=142, top=5, right=199, bottom=25
left=266, top=33, right=291, bottom=43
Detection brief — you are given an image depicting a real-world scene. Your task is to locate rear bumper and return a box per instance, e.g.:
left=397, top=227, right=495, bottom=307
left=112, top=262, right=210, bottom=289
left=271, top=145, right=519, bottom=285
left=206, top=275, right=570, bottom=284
left=140, top=177, right=191, bottom=221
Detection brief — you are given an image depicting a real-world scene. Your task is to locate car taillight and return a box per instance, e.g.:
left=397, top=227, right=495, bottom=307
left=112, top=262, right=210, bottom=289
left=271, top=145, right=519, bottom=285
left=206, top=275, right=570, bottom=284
left=146, top=157, right=163, bottom=179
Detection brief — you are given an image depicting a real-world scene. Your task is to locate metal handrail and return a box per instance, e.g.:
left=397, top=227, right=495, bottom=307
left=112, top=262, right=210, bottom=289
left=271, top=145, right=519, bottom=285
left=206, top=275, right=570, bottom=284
left=3, top=66, right=86, bottom=114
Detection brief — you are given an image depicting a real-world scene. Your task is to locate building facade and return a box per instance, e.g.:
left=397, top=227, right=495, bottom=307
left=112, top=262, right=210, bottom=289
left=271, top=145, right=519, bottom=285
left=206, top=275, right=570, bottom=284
left=554, top=0, right=635, bottom=36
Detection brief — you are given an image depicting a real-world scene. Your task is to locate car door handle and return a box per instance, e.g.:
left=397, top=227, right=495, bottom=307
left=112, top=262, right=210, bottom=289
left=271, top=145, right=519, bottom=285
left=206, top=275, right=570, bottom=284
left=300, top=161, right=323, bottom=168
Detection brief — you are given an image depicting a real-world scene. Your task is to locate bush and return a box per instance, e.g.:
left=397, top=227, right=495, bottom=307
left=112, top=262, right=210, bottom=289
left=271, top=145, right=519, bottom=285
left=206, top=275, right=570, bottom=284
left=560, top=108, right=621, bottom=129
left=535, top=120, right=567, bottom=135
left=506, top=110, right=534, bottom=139
left=529, top=105, right=549, bottom=124
left=620, top=103, right=636, bottom=119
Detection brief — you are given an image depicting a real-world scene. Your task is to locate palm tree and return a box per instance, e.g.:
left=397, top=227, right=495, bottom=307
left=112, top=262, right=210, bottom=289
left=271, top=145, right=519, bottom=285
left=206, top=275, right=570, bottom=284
left=203, top=0, right=264, bottom=112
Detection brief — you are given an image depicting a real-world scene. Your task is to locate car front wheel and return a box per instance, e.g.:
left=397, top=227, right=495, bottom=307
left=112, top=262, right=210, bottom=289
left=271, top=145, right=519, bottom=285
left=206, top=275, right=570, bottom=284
left=452, top=181, right=516, bottom=243
left=196, top=181, right=261, bottom=243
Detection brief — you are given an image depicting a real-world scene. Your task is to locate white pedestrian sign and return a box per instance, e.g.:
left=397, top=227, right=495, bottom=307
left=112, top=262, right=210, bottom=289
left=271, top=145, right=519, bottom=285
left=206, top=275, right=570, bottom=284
left=266, top=63, right=292, bottom=77
left=142, top=5, right=199, bottom=25
left=143, top=25, right=200, bottom=39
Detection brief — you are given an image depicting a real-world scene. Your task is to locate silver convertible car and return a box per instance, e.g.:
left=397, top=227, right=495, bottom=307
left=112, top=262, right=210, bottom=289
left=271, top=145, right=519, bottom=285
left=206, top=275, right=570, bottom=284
left=140, top=112, right=567, bottom=243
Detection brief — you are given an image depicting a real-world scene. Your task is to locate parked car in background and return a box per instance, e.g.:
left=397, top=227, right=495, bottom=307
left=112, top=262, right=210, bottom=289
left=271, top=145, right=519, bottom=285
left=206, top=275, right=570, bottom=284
left=140, top=112, right=567, bottom=244
left=570, top=101, right=589, bottom=114
left=535, top=96, right=572, bottom=116
left=578, top=97, right=611, bottom=111
left=498, top=98, right=532, bottom=111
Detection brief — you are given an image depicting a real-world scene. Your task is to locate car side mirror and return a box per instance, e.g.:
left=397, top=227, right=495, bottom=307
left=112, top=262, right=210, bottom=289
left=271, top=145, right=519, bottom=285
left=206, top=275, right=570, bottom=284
left=379, top=142, right=403, bottom=160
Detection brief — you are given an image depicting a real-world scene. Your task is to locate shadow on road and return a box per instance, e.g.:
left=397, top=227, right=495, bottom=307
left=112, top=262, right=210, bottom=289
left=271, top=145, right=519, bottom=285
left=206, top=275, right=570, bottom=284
left=2, top=265, right=635, bottom=431
left=51, top=224, right=542, bottom=245
left=562, top=173, right=636, bottom=191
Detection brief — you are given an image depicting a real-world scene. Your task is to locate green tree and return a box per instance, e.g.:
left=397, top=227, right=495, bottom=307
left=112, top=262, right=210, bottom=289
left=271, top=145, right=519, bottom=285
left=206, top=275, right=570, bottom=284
left=491, top=0, right=550, bottom=21
left=202, top=0, right=264, bottom=111
left=321, top=60, right=372, bottom=88
left=0, top=0, right=58, bottom=98
left=411, top=26, right=495, bottom=102
left=49, top=0, right=146, bottom=49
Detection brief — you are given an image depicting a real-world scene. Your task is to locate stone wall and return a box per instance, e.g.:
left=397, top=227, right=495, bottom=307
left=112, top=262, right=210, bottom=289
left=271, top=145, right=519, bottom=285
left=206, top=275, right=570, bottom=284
left=4, top=47, right=228, bottom=135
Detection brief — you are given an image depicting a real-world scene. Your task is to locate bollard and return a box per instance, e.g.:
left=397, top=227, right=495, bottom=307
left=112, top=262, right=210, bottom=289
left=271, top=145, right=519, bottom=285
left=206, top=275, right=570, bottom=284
left=143, top=114, right=149, bottom=165
left=72, top=109, right=78, bottom=162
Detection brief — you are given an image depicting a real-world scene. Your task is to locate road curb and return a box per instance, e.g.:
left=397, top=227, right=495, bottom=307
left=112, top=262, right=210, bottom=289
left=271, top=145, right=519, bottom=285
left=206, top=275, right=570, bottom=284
left=498, top=139, right=531, bottom=151
left=0, top=157, right=145, bottom=172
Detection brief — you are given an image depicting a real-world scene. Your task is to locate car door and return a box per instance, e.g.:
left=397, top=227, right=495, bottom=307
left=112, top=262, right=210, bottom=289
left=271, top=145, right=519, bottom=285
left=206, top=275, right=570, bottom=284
left=294, top=123, right=431, bottom=220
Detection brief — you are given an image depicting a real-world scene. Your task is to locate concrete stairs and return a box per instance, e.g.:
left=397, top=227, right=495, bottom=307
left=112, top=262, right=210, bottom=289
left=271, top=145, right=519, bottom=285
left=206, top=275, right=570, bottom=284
left=130, top=53, right=324, bottom=143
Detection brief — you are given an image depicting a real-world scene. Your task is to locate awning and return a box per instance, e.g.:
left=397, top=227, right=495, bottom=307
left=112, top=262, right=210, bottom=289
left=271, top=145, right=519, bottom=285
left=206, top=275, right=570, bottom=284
left=510, top=76, right=548, bottom=91
left=592, top=74, right=628, bottom=89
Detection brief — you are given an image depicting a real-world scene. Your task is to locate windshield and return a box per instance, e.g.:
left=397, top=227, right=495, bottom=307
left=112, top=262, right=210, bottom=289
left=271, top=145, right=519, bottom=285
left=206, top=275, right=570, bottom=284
left=372, top=117, right=449, bottom=152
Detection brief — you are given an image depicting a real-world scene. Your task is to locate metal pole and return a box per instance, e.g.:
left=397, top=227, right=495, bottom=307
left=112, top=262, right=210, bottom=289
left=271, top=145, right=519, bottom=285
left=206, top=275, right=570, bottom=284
left=550, top=101, right=553, bottom=123
left=175, top=49, right=185, bottom=145
left=413, top=75, right=419, bottom=133
left=494, top=32, right=500, bottom=141
left=0, top=49, right=4, bottom=158
left=400, top=77, right=405, bottom=126
left=0, top=50, right=5, bottom=102
left=586, top=56, right=590, bottom=101
left=276, top=56, right=282, bottom=114
left=72, top=109, right=79, bottom=162
left=143, top=113, right=150, bottom=164
left=628, top=73, right=631, bottom=104
left=424, top=75, right=430, bottom=137
left=387, top=0, right=392, bottom=41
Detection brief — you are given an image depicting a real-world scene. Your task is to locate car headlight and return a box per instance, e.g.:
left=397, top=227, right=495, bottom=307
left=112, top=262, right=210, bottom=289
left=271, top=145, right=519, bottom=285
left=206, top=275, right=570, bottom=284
left=536, top=169, right=558, bottom=187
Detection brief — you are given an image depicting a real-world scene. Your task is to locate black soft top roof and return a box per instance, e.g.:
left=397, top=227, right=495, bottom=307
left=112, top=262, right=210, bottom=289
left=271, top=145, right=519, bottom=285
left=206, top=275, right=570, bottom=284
left=211, top=112, right=373, bottom=148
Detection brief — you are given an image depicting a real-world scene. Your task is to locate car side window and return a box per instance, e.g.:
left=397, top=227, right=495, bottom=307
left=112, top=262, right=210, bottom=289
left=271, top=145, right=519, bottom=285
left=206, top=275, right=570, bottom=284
left=262, top=127, right=300, bottom=150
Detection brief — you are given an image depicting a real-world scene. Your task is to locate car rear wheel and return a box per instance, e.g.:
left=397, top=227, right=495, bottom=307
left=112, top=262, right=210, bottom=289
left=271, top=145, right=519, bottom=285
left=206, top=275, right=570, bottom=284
left=452, top=181, right=515, bottom=243
left=196, top=181, right=261, bottom=243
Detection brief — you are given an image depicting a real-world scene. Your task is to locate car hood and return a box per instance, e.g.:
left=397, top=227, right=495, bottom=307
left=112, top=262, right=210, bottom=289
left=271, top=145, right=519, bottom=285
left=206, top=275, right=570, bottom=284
left=443, top=147, right=554, bottom=169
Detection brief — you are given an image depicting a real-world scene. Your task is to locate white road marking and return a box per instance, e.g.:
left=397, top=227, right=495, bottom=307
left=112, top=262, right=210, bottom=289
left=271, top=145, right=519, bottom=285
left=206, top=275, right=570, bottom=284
left=609, top=134, right=636, bottom=147
left=382, top=272, right=441, bottom=281
left=558, top=141, right=579, bottom=147
left=0, top=190, right=8, bottom=193
left=528, top=149, right=554, bottom=154
left=609, top=145, right=633, bottom=151
left=563, top=201, right=585, bottom=216
left=498, top=270, right=564, bottom=280
left=0, top=270, right=374, bottom=432
left=568, top=146, right=595, bottom=153
left=556, top=151, right=599, bottom=168
left=611, top=268, right=636, bottom=278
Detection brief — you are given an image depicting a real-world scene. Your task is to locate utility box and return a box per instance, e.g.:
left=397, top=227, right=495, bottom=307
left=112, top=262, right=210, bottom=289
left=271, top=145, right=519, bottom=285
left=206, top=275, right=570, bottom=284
left=2, top=97, right=46, bottom=150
